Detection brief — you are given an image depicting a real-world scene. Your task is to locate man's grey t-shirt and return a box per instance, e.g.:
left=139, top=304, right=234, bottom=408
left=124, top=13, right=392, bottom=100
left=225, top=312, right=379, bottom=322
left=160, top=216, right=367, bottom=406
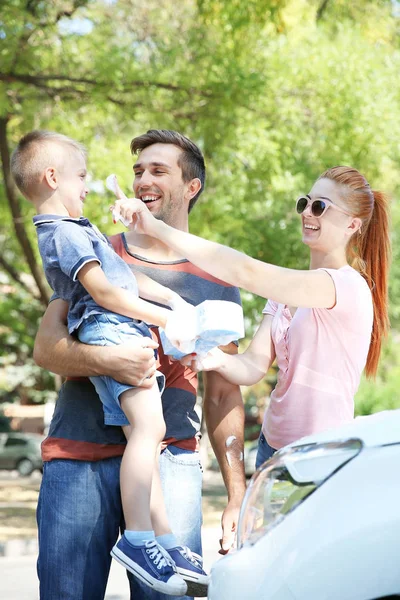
left=33, top=215, right=139, bottom=333
left=41, top=233, right=243, bottom=460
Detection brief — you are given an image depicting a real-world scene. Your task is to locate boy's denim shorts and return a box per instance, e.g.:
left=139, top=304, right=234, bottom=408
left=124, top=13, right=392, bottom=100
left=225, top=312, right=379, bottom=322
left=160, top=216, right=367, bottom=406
left=77, top=313, right=165, bottom=426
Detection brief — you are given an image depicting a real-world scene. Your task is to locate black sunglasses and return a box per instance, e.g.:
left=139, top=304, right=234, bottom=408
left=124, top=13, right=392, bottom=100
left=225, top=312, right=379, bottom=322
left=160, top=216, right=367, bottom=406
left=296, top=196, right=351, bottom=218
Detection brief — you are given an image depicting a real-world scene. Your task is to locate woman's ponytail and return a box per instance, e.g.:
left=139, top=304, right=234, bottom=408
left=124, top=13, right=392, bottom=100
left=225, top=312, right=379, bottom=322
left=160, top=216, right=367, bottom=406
left=357, top=190, right=391, bottom=377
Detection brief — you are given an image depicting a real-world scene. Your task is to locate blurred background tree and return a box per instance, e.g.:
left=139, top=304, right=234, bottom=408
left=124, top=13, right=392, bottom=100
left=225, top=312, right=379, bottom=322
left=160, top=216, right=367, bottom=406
left=1, top=0, right=399, bottom=422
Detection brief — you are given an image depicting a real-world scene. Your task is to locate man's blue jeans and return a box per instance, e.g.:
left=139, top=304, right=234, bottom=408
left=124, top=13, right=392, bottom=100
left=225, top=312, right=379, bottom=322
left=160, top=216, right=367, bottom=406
left=37, top=446, right=203, bottom=600
left=255, top=432, right=276, bottom=469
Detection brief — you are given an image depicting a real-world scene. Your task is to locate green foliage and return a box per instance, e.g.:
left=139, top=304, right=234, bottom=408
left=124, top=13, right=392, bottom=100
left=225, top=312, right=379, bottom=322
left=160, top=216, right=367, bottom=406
left=0, top=281, right=55, bottom=404
left=355, top=334, right=400, bottom=415
left=1, top=0, right=400, bottom=411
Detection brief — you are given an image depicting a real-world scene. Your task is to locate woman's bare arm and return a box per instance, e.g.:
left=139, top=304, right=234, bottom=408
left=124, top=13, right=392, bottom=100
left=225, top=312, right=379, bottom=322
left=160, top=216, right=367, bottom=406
left=116, top=199, right=337, bottom=309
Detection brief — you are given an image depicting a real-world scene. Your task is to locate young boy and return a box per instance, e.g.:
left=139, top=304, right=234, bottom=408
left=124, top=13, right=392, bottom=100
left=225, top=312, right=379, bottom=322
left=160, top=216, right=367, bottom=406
left=11, top=130, right=209, bottom=596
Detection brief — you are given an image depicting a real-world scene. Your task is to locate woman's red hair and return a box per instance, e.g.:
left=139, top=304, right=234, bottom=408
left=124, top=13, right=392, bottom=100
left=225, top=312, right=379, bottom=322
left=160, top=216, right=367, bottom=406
left=319, top=167, right=391, bottom=378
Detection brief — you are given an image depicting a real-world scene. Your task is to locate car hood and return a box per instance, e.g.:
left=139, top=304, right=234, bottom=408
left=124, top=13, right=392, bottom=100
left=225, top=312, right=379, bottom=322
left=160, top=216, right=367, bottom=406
left=286, top=409, right=400, bottom=449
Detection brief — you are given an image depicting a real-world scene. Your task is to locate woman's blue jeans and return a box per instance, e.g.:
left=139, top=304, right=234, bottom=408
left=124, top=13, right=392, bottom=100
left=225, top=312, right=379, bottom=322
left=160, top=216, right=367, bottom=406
left=255, top=432, right=277, bottom=470
left=36, top=446, right=203, bottom=600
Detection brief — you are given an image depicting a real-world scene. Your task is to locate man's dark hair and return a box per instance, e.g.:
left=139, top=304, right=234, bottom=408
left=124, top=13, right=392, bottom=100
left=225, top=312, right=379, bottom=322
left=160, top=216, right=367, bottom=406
left=130, top=129, right=206, bottom=212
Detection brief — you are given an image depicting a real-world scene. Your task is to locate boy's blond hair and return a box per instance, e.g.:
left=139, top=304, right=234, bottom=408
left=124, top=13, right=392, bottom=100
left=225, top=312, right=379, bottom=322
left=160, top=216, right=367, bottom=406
left=11, top=130, right=86, bottom=199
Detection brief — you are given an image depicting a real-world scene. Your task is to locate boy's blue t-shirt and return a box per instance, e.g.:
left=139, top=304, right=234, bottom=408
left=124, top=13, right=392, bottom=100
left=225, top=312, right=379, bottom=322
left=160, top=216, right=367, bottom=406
left=33, top=215, right=139, bottom=333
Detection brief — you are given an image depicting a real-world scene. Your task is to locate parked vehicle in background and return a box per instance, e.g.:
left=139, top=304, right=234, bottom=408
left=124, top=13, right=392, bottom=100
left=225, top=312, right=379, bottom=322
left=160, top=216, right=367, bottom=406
left=0, top=432, right=43, bottom=476
left=208, top=410, right=400, bottom=600
left=244, top=441, right=258, bottom=478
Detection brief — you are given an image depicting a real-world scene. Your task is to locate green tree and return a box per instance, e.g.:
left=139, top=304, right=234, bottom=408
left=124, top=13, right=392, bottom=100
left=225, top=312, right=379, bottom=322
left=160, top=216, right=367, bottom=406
left=1, top=0, right=399, bottom=412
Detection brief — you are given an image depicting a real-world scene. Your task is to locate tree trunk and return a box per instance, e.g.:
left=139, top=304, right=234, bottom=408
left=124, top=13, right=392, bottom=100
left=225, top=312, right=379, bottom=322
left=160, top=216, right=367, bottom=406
left=0, top=117, right=50, bottom=306
left=0, top=254, right=39, bottom=297
left=316, top=0, right=331, bottom=21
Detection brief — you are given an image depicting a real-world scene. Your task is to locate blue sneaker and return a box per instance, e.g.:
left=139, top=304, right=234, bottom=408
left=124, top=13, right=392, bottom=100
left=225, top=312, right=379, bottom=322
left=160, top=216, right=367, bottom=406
left=111, top=536, right=187, bottom=596
left=163, top=545, right=210, bottom=598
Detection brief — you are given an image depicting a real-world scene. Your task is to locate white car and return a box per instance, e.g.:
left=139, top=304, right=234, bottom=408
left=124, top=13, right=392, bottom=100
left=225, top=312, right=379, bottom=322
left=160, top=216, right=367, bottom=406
left=208, top=410, right=400, bottom=600
left=244, top=441, right=258, bottom=478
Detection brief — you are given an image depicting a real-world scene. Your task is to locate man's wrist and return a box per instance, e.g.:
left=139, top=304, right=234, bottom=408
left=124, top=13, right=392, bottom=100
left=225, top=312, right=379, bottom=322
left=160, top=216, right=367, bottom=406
left=227, top=488, right=246, bottom=504
left=89, top=344, right=114, bottom=377
left=225, top=472, right=246, bottom=498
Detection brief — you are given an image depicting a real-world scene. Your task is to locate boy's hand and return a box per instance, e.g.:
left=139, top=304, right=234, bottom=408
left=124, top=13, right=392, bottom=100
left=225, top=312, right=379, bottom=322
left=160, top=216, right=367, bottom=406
left=164, top=303, right=198, bottom=353
left=167, top=293, right=192, bottom=312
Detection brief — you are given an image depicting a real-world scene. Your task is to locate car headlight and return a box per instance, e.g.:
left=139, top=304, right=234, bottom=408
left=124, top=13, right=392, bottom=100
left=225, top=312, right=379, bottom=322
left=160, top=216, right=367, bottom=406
left=237, top=438, right=362, bottom=549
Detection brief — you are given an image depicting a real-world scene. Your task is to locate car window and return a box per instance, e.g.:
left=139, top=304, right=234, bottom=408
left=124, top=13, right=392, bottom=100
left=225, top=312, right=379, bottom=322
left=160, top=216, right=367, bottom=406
left=4, top=438, right=28, bottom=447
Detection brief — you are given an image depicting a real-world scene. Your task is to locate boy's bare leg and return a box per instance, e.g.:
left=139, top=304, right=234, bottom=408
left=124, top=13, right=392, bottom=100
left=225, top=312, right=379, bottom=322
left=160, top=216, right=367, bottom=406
left=150, top=450, right=173, bottom=537
left=116, top=386, right=188, bottom=597
left=120, top=383, right=165, bottom=531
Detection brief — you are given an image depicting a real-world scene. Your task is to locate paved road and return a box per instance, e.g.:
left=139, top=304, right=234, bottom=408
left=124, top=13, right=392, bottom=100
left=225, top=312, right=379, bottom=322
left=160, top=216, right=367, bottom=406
left=0, top=469, right=228, bottom=598
left=0, top=527, right=222, bottom=600
left=1, top=554, right=136, bottom=600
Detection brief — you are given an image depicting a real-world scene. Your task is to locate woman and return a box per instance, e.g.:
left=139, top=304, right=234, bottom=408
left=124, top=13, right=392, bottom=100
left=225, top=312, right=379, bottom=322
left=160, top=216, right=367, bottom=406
left=115, top=166, right=391, bottom=467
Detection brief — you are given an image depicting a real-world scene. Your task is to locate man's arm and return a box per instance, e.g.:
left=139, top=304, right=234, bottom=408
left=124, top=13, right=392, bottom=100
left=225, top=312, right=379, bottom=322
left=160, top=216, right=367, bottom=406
left=203, top=342, right=246, bottom=554
left=33, top=299, right=158, bottom=386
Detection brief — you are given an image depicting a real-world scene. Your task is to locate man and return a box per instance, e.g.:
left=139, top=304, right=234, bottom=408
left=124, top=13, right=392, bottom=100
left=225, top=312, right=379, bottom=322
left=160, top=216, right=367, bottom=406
left=34, top=129, right=246, bottom=600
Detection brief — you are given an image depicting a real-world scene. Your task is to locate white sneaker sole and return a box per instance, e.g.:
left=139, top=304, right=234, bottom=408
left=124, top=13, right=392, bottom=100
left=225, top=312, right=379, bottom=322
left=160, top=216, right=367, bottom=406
left=111, top=546, right=187, bottom=596
left=176, top=567, right=209, bottom=597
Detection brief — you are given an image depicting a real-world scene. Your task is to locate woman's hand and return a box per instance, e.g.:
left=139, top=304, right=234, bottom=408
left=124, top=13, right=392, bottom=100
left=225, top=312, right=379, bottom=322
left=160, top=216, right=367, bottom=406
left=113, top=197, right=161, bottom=237
left=179, top=347, right=226, bottom=373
